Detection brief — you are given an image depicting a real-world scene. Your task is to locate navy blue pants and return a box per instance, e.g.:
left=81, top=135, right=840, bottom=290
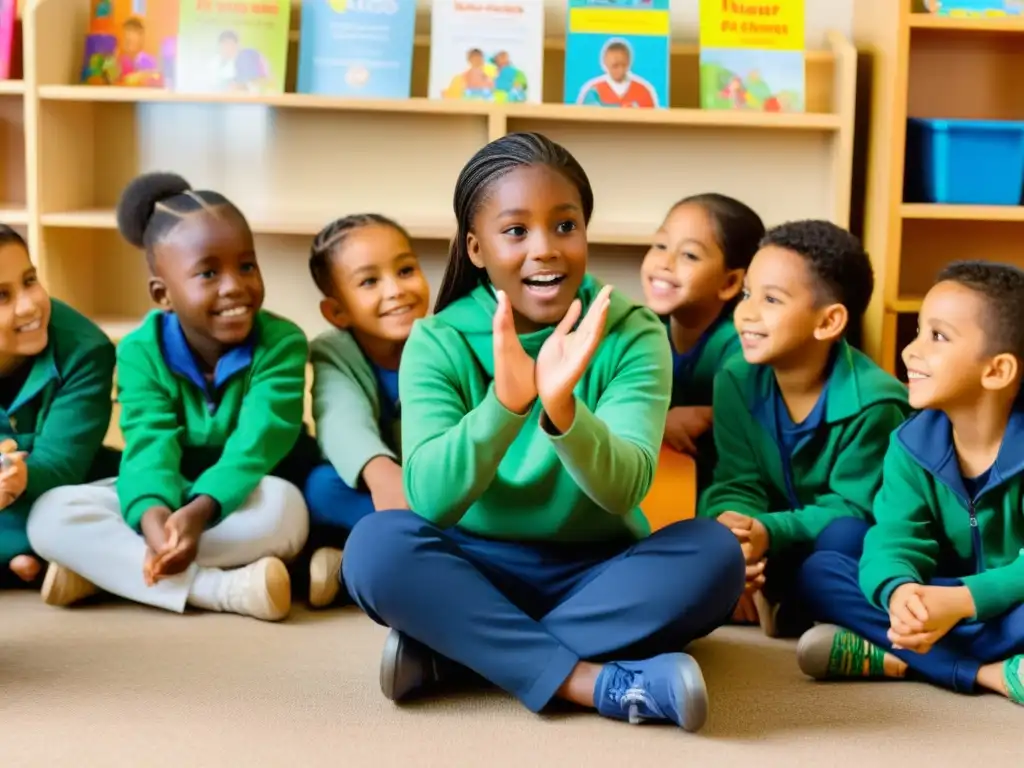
left=342, top=510, right=746, bottom=712
left=799, top=550, right=1024, bottom=693
left=762, top=517, right=871, bottom=605
left=303, top=463, right=377, bottom=548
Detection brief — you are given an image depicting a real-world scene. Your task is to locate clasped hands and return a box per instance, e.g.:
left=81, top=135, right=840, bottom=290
left=886, top=582, right=975, bottom=654
left=717, top=511, right=770, bottom=623
left=492, top=286, right=613, bottom=433
left=140, top=496, right=218, bottom=586
left=0, top=438, right=27, bottom=512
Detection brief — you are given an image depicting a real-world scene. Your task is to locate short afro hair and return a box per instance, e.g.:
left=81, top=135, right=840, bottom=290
left=116, top=171, right=246, bottom=267
left=936, top=260, right=1024, bottom=359
left=760, top=219, right=874, bottom=327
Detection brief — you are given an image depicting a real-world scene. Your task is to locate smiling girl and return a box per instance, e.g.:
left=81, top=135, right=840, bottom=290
left=340, top=133, right=745, bottom=731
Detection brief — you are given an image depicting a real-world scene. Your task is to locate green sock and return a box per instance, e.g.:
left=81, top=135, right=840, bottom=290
left=1003, top=656, right=1024, bottom=704
left=827, top=629, right=887, bottom=677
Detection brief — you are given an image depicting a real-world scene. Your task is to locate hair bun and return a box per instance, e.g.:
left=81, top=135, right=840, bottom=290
left=116, top=172, right=191, bottom=248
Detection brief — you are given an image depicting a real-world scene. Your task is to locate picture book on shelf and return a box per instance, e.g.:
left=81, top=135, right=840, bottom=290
left=80, top=0, right=179, bottom=87
left=174, top=0, right=290, bottom=95
left=564, top=0, right=670, bottom=109
left=699, top=0, right=806, bottom=113
left=924, top=0, right=1023, bottom=15
left=297, top=0, right=416, bottom=99
left=0, top=0, right=15, bottom=80
left=428, top=0, right=544, bottom=104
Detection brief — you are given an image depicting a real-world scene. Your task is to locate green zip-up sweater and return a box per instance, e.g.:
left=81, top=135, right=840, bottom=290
left=399, top=275, right=672, bottom=542
left=310, top=328, right=401, bottom=488
left=1, top=300, right=115, bottom=521
left=860, top=406, right=1024, bottom=622
left=666, top=311, right=741, bottom=492
left=116, top=309, right=308, bottom=529
left=698, top=341, right=910, bottom=553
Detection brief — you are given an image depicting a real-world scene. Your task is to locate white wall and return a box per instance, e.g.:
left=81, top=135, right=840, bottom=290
left=415, top=0, right=854, bottom=48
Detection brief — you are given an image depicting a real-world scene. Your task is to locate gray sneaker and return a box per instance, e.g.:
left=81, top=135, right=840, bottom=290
left=380, top=629, right=445, bottom=702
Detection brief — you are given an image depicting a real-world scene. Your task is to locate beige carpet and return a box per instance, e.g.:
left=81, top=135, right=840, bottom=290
left=0, top=591, right=1017, bottom=767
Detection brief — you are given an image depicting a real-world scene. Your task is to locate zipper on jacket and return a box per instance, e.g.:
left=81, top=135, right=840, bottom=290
left=967, top=498, right=985, bottom=574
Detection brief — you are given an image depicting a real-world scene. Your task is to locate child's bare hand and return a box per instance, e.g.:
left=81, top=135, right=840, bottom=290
left=363, top=457, right=410, bottom=512
left=0, top=450, right=28, bottom=510
left=663, top=406, right=713, bottom=454
left=732, top=592, right=758, bottom=624
left=151, top=497, right=216, bottom=580
left=888, top=582, right=928, bottom=636
left=140, top=506, right=172, bottom=586
left=717, top=511, right=770, bottom=563
left=889, top=585, right=974, bottom=652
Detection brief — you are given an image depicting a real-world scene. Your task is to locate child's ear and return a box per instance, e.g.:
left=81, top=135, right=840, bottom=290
left=319, top=297, right=351, bottom=330
left=467, top=232, right=485, bottom=269
left=813, top=303, right=848, bottom=343
left=717, top=268, right=745, bottom=302
left=148, top=278, right=171, bottom=309
left=981, top=353, right=1019, bottom=393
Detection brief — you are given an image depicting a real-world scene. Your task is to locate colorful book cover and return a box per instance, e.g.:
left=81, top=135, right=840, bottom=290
left=428, top=0, right=544, bottom=104
left=564, top=0, right=670, bottom=109
left=699, top=0, right=805, bottom=112
left=925, top=0, right=1023, bottom=15
left=296, top=0, right=415, bottom=99
left=0, top=0, right=15, bottom=80
left=80, top=0, right=179, bottom=87
left=174, top=0, right=290, bottom=94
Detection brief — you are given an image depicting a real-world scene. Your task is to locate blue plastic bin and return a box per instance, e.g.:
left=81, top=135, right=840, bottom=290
left=905, top=118, right=1024, bottom=206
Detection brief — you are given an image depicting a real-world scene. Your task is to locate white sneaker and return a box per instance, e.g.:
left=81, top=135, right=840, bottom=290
left=308, top=547, right=344, bottom=609
left=218, top=557, right=291, bottom=621
left=41, top=563, right=100, bottom=607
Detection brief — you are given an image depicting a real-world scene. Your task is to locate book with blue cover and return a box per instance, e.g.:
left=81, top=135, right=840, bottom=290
left=297, top=0, right=416, bottom=99
left=564, top=0, right=670, bottom=109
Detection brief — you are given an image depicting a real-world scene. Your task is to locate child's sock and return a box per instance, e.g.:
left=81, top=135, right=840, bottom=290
left=797, top=624, right=907, bottom=679
left=186, top=557, right=291, bottom=621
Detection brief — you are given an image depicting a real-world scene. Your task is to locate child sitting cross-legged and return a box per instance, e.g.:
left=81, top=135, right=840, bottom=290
left=698, top=220, right=910, bottom=637
left=303, top=214, right=430, bottom=608
left=797, top=261, right=1024, bottom=706
left=27, top=172, right=310, bottom=621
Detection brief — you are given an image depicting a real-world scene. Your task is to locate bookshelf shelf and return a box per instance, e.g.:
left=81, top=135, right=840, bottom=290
left=18, top=0, right=860, bottom=340
left=855, top=0, right=1024, bottom=380
left=0, top=80, right=24, bottom=95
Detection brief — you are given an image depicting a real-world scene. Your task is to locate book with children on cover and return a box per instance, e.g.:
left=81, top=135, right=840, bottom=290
left=297, top=0, right=416, bottom=99
left=699, top=0, right=806, bottom=112
left=564, top=0, right=670, bottom=109
left=80, top=0, right=179, bottom=87
left=428, top=0, right=544, bottom=104
left=174, top=0, right=290, bottom=94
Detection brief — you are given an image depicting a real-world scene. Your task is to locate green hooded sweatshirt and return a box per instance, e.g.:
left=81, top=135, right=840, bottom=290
left=698, top=341, right=911, bottom=553
left=860, top=406, right=1024, bottom=622
left=399, top=275, right=672, bottom=542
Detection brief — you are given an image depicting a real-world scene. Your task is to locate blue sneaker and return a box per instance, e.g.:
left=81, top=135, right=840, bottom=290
left=593, top=652, right=708, bottom=732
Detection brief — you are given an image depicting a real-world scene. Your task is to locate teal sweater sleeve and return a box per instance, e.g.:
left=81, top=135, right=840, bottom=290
left=190, top=325, right=308, bottom=518
left=20, top=339, right=115, bottom=509
left=547, top=313, right=671, bottom=515
left=961, top=559, right=1024, bottom=622
left=117, top=338, right=188, bottom=529
left=699, top=371, right=771, bottom=518
left=400, top=322, right=530, bottom=528
left=756, top=403, right=907, bottom=552
left=858, top=439, right=942, bottom=611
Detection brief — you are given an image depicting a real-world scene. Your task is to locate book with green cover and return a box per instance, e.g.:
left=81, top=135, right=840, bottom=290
left=173, top=0, right=290, bottom=94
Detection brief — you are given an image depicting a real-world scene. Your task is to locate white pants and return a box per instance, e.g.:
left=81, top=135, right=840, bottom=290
left=27, top=477, right=310, bottom=613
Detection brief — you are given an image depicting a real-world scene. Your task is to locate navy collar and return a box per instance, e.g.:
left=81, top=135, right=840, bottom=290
left=897, top=403, right=1024, bottom=503
left=159, top=312, right=255, bottom=394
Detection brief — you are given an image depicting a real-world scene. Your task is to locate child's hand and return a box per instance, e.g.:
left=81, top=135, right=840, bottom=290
left=889, top=585, right=974, bottom=654
left=663, top=406, right=713, bottom=455
left=732, top=592, right=758, bottom=624
left=717, top=511, right=770, bottom=563
left=536, top=285, right=613, bottom=432
left=141, top=505, right=172, bottom=586
left=887, top=582, right=928, bottom=637
left=149, top=497, right=216, bottom=582
left=492, top=290, right=537, bottom=414
left=363, top=456, right=409, bottom=512
left=0, top=449, right=28, bottom=510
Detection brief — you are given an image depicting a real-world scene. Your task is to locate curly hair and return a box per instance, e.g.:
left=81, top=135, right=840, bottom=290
left=937, top=260, right=1024, bottom=359
left=760, top=220, right=874, bottom=329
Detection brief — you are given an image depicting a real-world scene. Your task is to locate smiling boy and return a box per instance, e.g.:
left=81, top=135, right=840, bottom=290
left=697, top=220, right=910, bottom=637
left=796, top=261, right=1024, bottom=705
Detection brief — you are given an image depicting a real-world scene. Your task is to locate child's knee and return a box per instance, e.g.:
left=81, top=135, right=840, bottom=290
left=341, top=510, right=428, bottom=595
left=255, top=476, right=310, bottom=558
left=815, top=517, right=871, bottom=557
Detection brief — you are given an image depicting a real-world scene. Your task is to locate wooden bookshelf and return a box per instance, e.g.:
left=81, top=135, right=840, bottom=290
left=15, top=0, right=859, bottom=342
left=853, top=0, right=1024, bottom=378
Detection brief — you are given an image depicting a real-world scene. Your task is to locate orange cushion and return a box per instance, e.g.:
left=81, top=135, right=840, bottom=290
left=641, top=446, right=697, bottom=532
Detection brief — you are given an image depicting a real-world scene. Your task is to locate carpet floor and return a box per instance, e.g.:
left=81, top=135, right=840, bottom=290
left=0, top=591, right=1017, bottom=767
